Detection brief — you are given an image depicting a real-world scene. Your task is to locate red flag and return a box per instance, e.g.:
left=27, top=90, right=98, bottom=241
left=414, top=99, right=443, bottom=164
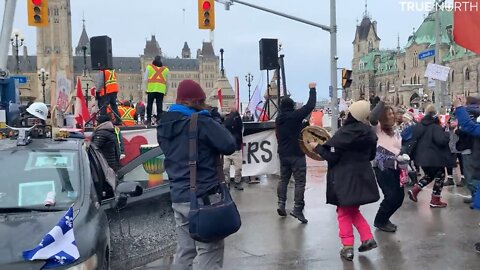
left=453, top=1, right=480, bottom=54
left=217, top=87, right=223, bottom=110
left=74, top=77, right=90, bottom=129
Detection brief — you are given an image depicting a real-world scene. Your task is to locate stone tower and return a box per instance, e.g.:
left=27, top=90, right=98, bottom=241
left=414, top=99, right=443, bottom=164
left=36, top=0, right=73, bottom=102
left=182, top=42, right=191, bottom=59
left=352, top=14, right=381, bottom=71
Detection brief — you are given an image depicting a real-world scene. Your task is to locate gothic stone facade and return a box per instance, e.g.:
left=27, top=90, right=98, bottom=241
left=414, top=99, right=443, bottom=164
left=349, top=10, right=480, bottom=109
left=8, top=0, right=234, bottom=111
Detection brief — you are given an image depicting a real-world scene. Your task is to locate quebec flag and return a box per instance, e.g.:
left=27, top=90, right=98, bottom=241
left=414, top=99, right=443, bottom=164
left=23, top=207, right=80, bottom=269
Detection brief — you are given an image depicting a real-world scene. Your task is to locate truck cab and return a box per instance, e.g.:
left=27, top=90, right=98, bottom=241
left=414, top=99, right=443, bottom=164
left=0, top=131, right=173, bottom=270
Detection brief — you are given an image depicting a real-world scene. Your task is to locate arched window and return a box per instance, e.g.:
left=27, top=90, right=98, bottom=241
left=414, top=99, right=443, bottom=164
left=410, top=77, right=413, bottom=84
left=452, top=70, right=455, bottom=82
left=413, top=51, right=419, bottom=67
left=465, top=68, right=470, bottom=80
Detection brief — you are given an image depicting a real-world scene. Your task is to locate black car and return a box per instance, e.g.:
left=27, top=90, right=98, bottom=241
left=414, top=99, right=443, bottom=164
left=0, top=137, right=175, bottom=270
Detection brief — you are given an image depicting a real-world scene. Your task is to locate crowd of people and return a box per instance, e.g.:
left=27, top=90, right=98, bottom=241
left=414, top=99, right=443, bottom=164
left=308, top=93, right=480, bottom=260
left=89, top=72, right=479, bottom=268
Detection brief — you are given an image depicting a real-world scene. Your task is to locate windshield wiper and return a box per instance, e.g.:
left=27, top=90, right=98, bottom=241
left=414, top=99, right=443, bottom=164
left=0, top=206, right=66, bottom=213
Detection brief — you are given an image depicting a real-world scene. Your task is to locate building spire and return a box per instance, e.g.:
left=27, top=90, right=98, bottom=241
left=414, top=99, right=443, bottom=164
left=397, top=33, right=400, bottom=52
left=82, top=12, right=85, bottom=29
left=364, top=0, right=369, bottom=18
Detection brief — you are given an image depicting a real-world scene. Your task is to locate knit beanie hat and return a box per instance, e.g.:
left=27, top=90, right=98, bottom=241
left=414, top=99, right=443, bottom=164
left=176, top=80, right=206, bottom=103
left=348, top=100, right=370, bottom=123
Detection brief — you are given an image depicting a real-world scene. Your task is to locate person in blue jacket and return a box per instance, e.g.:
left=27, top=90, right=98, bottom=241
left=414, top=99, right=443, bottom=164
left=453, top=96, right=480, bottom=254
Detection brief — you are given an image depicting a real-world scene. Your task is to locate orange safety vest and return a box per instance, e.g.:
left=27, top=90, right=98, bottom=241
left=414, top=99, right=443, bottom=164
left=99, top=69, right=119, bottom=96
left=118, top=106, right=136, bottom=126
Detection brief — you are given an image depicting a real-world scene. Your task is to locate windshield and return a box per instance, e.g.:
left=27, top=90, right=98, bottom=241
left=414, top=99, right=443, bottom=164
left=0, top=150, right=80, bottom=209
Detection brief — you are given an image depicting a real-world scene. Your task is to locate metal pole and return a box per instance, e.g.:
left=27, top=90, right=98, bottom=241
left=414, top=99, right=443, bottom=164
left=276, top=65, right=281, bottom=112
left=434, top=0, right=445, bottom=111
left=0, top=0, right=16, bottom=72
left=330, top=0, right=339, bottom=132
left=245, top=73, right=253, bottom=102
left=85, top=82, right=89, bottom=109
left=15, top=36, right=20, bottom=74
left=227, top=0, right=331, bottom=31
left=42, top=76, right=46, bottom=103
left=220, top=48, right=225, bottom=78
left=279, top=54, right=287, bottom=96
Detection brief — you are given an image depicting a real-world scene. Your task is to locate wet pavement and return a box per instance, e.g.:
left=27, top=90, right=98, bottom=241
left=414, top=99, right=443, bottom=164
left=139, top=161, right=480, bottom=270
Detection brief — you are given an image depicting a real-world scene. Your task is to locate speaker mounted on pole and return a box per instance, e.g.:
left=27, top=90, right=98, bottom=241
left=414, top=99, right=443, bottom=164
left=259, top=38, right=279, bottom=70
left=90, top=35, right=113, bottom=70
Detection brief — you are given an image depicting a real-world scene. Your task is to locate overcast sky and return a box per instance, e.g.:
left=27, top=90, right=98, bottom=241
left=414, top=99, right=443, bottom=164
left=3, top=0, right=449, bottom=103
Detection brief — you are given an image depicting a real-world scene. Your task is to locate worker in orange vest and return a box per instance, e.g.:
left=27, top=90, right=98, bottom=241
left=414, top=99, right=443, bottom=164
left=96, top=69, right=122, bottom=125
left=143, top=56, right=169, bottom=124
left=118, top=101, right=136, bottom=126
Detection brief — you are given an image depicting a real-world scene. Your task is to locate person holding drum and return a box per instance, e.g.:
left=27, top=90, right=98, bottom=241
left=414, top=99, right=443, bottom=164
left=308, top=100, right=379, bottom=261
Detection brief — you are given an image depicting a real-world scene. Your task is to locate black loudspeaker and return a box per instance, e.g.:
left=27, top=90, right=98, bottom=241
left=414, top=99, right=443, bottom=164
left=90, top=36, right=113, bottom=70
left=259, top=38, right=279, bottom=70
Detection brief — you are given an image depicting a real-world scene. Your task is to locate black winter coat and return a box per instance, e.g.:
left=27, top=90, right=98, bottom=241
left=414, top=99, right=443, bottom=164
left=315, top=118, right=380, bottom=206
left=276, top=88, right=316, bottom=157
left=224, top=111, right=243, bottom=150
left=91, top=121, right=121, bottom=172
left=157, top=112, right=236, bottom=203
left=412, top=115, right=455, bottom=168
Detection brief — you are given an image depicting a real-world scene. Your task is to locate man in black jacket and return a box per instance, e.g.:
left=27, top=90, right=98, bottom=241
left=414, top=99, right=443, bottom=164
left=276, top=82, right=317, bottom=223
left=91, top=115, right=121, bottom=172
left=157, top=80, right=236, bottom=269
left=223, top=103, right=244, bottom=190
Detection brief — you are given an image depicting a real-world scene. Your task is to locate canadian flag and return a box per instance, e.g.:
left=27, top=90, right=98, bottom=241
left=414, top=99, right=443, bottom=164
left=453, top=0, right=480, bottom=54
left=74, top=77, right=90, bottom=129
left=217, top=87, right=223, bottom=110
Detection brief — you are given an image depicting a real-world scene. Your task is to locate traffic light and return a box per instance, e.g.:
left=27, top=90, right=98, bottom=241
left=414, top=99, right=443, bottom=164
left=198, top=0, right=215, bottom=30
left=27, top=0, right=49, bottom=27
left=342, top=68, right=352, bottom=89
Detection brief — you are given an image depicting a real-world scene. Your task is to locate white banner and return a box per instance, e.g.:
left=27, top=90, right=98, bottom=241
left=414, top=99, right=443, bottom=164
left=240, top=130, right=280, bottom=177
left=425, top=63, right=450, bottom=82
left=88, top=127, right=281, bottom=177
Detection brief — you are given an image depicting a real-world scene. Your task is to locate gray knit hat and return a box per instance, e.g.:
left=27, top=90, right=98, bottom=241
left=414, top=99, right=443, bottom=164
left=348, top=100, right=370, bottom=123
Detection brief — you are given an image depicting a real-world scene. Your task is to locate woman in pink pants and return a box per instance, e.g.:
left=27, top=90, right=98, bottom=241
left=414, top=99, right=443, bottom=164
left=310, top=101, right=380, bottom=261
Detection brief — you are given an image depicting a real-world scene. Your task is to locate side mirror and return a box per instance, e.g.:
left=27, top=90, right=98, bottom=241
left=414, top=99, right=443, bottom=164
left=116, top=182, right=143, bottom=197
left=114, top=182, right=143, bottom=210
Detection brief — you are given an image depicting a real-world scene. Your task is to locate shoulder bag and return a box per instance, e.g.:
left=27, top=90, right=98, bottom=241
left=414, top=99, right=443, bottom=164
left=187, top=113, right=242, bottom=243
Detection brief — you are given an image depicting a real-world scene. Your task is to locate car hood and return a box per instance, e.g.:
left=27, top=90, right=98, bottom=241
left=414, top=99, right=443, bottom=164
left=0, top=207, right=92, bottom=270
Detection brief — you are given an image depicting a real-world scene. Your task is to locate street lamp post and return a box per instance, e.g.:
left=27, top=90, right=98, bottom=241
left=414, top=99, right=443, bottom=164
left=245, top=73, right=253, bottom=102
left=10, top=31, right=24, bottom=74
left=38, top=68, right=49, bottom=103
